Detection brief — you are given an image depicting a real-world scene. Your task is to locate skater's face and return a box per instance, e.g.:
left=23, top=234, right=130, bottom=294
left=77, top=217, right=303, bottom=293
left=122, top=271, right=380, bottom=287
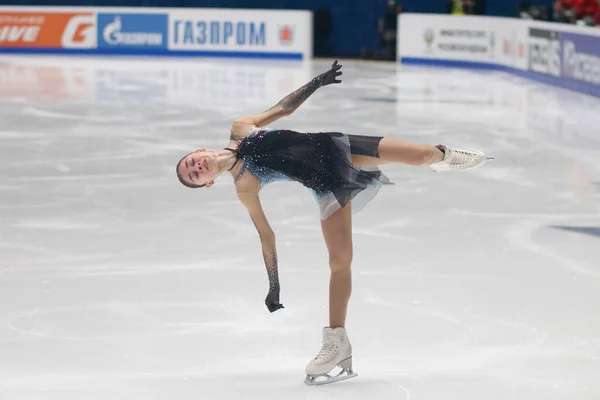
left=177, top=149, right=219, bottom=188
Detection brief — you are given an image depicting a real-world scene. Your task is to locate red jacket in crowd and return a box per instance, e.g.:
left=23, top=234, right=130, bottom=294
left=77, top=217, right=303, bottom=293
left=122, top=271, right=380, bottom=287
left=572, top=0, right=599, bottom=18
left=556, top=0, right=576, bottom=11
left=556, top=0, right=598, bottom=15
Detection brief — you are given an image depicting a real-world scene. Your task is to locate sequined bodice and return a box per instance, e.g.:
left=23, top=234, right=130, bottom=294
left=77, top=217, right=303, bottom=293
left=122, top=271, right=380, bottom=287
left=234, top=157, right=293, bottom=186
left=231, top=127, right=353, bottom=196
left=233, top=128, right=293, bottom=186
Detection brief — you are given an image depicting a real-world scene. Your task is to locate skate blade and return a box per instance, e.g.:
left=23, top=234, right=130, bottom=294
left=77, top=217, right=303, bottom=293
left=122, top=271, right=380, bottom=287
left=304, top=372, right=358, bottom=386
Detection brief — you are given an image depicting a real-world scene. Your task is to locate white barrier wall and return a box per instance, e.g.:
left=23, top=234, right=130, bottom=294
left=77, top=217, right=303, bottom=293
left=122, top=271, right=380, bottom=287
left=398, top=14, right=600, bottom=97
left=0, top=6, right=312, bottom=60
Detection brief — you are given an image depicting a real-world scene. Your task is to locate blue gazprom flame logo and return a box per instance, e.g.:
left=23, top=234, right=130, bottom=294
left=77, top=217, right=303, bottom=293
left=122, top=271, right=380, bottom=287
left=103, top=16, right=164, bottom=46
left=103, top=16, right=122, bottom=45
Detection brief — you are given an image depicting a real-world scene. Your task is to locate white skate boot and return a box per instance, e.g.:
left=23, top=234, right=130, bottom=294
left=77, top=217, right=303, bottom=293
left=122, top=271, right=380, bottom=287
left=429, top=145, right=493, bottom=172
left=304, top=327, right=357, bottom=386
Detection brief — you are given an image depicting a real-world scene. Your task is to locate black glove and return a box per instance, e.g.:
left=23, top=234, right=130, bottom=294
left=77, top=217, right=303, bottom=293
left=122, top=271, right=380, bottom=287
left=265, top=290, right=284, bottom=313
left=318, top=60, right=343, bottom=86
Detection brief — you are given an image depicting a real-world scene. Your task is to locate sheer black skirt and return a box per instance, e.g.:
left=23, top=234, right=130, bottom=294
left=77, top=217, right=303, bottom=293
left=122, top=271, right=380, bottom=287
left=315, top=132, right=392, bottom=219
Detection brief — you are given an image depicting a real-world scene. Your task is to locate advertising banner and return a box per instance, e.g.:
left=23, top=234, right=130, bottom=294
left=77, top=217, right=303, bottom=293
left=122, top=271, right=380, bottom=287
left=398, top=14, right=529, bottom=70
left=0, top=11, right=95, bottom=49
left=561, top=31, right=600, bottom=96
left=528, top=27, right=561, bottom=77
left=398, top=13, right=600, bottom=98
left=168, top=9, right=311, bottom=59
left=398, top=14, right=499, bottom=64
left=496, top=24, right=528, bottom=70
left=97, top=13, right=168, bottom=51
left=0, top=6, right=312, bottom=59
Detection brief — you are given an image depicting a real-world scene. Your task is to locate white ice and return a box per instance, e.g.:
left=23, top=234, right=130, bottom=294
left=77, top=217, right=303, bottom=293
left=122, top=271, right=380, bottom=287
left=0, top=55, right=599, bottom=400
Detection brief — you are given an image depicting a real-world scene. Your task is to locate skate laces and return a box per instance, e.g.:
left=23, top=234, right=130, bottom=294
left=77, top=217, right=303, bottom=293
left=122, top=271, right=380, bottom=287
left=448, top=148, right=478, bottom=168
left=312, top=336, right=339, bottom=363
left=430, top=147, right=487, bottom=172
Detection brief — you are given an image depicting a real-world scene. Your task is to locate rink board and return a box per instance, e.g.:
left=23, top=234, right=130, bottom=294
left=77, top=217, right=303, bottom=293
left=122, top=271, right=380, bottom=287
left=0, top=6, right=312, bottom=60
left=398, top=14, right=600, bottom=98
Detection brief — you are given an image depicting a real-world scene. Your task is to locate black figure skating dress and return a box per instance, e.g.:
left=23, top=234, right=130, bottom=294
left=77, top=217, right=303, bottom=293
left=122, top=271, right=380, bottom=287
left=232, top=128, right=393, bottom=220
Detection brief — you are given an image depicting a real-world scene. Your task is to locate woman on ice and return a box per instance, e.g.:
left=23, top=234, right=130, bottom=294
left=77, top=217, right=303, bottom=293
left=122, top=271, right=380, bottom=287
left=176, top=61, right=491, bottom=385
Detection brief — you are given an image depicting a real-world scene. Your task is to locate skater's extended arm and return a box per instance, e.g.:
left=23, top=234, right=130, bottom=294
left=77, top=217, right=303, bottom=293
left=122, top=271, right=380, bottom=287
left=237, top=191, right=284, bottom=313
left=230, top=61, right=343, bottom=137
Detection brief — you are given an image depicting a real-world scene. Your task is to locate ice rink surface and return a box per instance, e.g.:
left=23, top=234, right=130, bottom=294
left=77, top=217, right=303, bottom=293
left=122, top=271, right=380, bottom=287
left=1, top=55, right=599, bottom=400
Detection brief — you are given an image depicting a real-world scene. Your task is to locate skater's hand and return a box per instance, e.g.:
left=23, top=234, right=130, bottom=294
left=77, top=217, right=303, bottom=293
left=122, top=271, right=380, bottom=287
left=265, top=290, right=284, bottom=313
left=319, top=60, right=343, bottom=86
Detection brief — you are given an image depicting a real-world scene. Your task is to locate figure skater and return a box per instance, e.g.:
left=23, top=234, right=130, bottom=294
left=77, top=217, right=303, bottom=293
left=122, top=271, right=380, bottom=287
left=176, top=61, right=491, bottom=385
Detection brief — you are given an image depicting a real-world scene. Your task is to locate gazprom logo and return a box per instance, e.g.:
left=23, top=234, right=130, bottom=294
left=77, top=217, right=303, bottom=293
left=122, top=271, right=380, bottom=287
left=173, top=20, right=266, bottom=46
left=103, top=16, right=163, bottom=46
left=98, top=13, right=168, bottom=49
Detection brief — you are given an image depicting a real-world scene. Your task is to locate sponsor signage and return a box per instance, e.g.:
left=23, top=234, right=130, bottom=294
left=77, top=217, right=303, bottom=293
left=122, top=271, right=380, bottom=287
left=398, top=15, right=499, bottom=63
left=167, top=9, right=310, bottom=57
left=398, top=13, right=600, bottom=98
left=0, top=6, right=312, bottom=58
left=528, top=28, right=561, bottom=77
left=171, top=19, right=266, bottom=47
left=499, top=29, right=527, bottom=69
left=561, top=32, right=600, bottom=88
left=0, top=11, right=95, bottom=48
left=424, top=28, right=493, bottom=58
left=98, top=13, right=168, bottom=50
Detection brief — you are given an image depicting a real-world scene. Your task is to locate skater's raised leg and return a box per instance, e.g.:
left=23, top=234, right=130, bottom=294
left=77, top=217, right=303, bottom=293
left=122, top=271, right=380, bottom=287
left=351, top=136, right=491, bottom=171
left=378, top=138, right=445, bottom=165
left=351, top=137, right=443, bottom=166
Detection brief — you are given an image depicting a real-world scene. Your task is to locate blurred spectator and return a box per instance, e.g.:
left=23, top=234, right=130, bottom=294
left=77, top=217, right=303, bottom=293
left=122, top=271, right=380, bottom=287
left=517, top=2, right=552, bottom=20
left=446, top=0, right=476, bottom=15
left=475, top=0, right=486, bottom=15
left=554, top=0, right=576, bottom=23
left=377, top=0, right=404, bottom=60
left=313, top=9, right=332, bottom=57
left=516, top=0, right=600, bottom=27
left=554, top=0, right=599, bottom=25
left=573, top=0, right=599, bottom=25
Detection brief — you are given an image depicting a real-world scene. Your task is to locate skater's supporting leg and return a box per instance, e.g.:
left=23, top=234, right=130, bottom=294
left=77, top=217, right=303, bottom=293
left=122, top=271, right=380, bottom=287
left=304, top=326, right=356, bottom=385
left=351, top=137, right=444, bottom=167
left=320, top=202, right=353, bottom=329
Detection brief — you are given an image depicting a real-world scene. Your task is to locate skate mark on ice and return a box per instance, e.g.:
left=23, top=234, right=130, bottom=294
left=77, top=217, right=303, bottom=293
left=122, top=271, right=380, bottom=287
left=505, top=220, right=600, bottom=280
left=9, top=219, right=102, bottom=230
left=5, top=173, right=148, bottom=183
left=362, top=293, right=468, bottom=326
left=384, top=381, right=412, bottom=400
left=22, top=106, right=131, bottom=122
left=5, top=297, right=300, bottom=340
left=0, top=241, right=71, bottom=258
left=449, top=209, right=600, bottom=220
left=551, top=225, right=600, bottom=239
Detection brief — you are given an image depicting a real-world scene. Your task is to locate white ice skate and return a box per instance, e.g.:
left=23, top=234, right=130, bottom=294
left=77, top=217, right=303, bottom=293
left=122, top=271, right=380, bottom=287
left=304, top=327, right=357, bottom=386
left=429, top=145, right=493, bottom=172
